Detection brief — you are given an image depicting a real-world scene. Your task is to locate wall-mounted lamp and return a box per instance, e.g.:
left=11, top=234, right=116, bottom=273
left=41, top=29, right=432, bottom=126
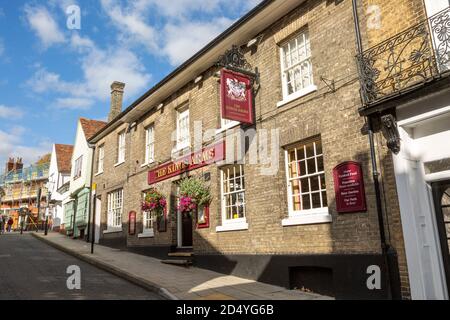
left=247, top=38, right=258, bottom=48
left=156, top=103, right=164, bottom=110
left=194, top=75, right=203, bottom=84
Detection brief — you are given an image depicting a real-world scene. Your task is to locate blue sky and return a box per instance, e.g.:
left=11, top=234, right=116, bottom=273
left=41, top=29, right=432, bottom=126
left=0, top=0, right=261, bottom=166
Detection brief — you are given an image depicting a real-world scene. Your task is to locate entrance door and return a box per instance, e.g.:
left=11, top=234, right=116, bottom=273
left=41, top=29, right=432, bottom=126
left=176, top=185, right=193, bottom=248
left=432, top=181, right=450, bottom=297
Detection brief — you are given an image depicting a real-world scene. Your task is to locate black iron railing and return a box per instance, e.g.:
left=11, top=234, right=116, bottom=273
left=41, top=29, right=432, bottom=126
left=357, top=7, right=450, bottom=106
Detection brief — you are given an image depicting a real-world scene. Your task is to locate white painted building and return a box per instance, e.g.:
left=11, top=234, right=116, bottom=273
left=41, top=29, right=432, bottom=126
left=46, top=144, right=73, bottom=231
left=63, top=118, right=106, bottom=239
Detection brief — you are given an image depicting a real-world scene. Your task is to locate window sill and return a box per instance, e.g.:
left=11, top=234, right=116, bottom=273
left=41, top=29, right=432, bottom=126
left=103, top=228, right=122, bottom=234
left=94, top=171, right=103, bottom=177
left=215, top=122, right=240, bottom=135
left=277, top=85, right=317, bottom=108
left=141, top=161, right=155, bottom=168
left=216, top=221, right=249, bottom=233
left=138, top=230, right=154, bottom=238
left=114, top=161, right=125, bottom=168
left=282, top=211, right=332, bottom=227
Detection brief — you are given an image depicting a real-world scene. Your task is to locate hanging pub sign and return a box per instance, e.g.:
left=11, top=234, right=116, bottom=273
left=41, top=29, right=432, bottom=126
left=333, top=161, right=367, bottom=213
left=220, top=68, right=254, bottom=124
left=148, top=142, right=225, bottom=185
left=128, top=211, right=136, bottom=235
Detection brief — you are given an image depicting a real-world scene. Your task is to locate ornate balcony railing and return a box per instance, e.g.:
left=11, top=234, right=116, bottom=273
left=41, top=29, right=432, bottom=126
left=357, top=7, right=450, bottom=107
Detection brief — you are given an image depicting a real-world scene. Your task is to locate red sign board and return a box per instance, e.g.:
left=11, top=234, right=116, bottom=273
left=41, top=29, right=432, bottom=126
left=333, top=161, right=367, bottom=213
left=128, top=211, right=136, bottom=235
left=148, top=142, right=225, bottom=185
left=220, top=69, right=254, bottom=124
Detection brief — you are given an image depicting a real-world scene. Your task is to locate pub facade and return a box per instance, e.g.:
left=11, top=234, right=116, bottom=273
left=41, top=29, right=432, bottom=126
left=89, top=0, right=410, bottom=299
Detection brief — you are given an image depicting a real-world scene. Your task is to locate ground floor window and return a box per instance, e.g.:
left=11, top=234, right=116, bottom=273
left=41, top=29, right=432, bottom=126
left=107, top=189, right=123, bottom=229
left=283, top=137, right=331, bottom=226
left=217, top=164, right=248, bottom=232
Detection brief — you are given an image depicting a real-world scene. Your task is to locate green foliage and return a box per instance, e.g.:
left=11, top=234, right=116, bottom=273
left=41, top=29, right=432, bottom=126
left=179, top=176, right=211, bottom=206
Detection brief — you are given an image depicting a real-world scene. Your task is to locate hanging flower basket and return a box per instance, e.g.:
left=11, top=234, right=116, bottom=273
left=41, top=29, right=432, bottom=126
left=142, top=189, right=167, bottom=219
left=178, top=176, right=211, bottom=219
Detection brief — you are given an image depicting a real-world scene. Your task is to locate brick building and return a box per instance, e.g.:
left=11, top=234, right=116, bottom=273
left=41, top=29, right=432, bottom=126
left=355, top=0, right=450, bottom=299
left=88, top=0, right=409, bottom=299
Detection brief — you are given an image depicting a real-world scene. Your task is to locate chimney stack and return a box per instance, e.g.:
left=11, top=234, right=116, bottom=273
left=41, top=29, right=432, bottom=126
left=15, top=158, right=23, bottom=171
left=108, top=81, right=126, bottom=122
left=5, top=158, right=14, bottom=173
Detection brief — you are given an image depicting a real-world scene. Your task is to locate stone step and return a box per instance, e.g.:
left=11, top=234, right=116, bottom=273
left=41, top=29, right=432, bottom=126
left=161, top=259, right=192, bottom=267
left=168, top=252, right=193, bottom=258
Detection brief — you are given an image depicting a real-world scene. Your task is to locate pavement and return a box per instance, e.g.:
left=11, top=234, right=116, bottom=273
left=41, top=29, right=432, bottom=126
left=0, top=233, right=162, bottom=300
left=31, top=231, right=332, bottom=300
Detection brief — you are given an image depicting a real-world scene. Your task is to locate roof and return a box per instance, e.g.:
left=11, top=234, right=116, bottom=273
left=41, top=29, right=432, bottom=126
left=90, top=0, right=304, bottom=143
left=79, top=118, right=107, bottom=140
left=54, top=144, right=74, bottom=173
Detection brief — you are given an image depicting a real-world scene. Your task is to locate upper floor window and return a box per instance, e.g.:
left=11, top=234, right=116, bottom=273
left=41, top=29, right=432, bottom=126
left=176, top=106, right=190, bottom=150
left=74, top=156, right=82, bottom=179
left=97, top=145, right=104, bottom=174
left=117, top=131, right=126, bottom=164
left=145, top=125, right=155, bottom=164
left=279, top=28, right=314, bottom=100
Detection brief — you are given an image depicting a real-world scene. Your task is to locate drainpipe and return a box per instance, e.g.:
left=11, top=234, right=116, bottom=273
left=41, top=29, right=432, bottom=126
left=352, top=0, right=400, bottom=300
left=86, top=143, right=96, bottom=243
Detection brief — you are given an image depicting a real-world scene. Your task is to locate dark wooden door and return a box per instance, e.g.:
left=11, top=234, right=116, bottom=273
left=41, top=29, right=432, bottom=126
left=182, top=214, right=193, bottom=247
left=432, top=181, right=450, bottom=297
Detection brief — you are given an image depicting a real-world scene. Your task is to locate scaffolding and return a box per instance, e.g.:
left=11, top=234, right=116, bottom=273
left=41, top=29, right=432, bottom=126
left=0, top=163, right=49, bottom=230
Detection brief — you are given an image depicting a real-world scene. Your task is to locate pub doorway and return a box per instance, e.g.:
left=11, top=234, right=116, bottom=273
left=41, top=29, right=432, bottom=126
left=432, top=180, right=450, bottom=298
left=175, top=183, right=193, bottom=248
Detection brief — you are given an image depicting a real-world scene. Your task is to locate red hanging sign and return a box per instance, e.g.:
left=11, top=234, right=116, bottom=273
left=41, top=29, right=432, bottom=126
left=148, top=142, right=225, bottom=185
left=220, top=69, right=254, bottom=124
left=333, top=161, right=367, bottom=213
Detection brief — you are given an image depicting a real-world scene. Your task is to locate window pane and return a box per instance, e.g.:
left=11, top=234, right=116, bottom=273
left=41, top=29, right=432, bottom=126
left=312, top=192, right=321, bottom=209
left=300, top=178, right=309, bottom=193
left=302, top=194, right=311, bottom=210
left=307, top=158, right=316, bottom=174
left=292, top=195, right=301, bottom=211
left=305, top=143, right=315, bottom=158
left=310, top=175, right=320, bottom=191
left=322, top=191, right=328, bottom=207
left=317, top=156, right=324, bottom=172
left=299, top=160, right=306, bottom=176
left=291, top=179, right=300, bottom=195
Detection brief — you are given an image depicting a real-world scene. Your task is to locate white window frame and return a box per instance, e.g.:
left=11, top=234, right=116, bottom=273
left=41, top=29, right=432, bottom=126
left=216, top=165, right=248, bottom=232
left=139, top=210, right=155, bottom=238
left=117, top=131, right=126, bottom=165
left=277, top=28, right=317, bottom=107
left=176, top=106, right=190, bottom=150
left=106, top=189, right=123, bottom=231
left=96, top=145, right=104, bottom=175
left=73, top=156, right=83, bottom=180
left=283, top=139, right=331, bottom=227
left=144, top=125, right=155, bottom=165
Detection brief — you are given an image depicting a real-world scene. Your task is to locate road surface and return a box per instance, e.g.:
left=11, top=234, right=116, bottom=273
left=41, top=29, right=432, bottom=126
left=0, top=233, right=163, bottom=300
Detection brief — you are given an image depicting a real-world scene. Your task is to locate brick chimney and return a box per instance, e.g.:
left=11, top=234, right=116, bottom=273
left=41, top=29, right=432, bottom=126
left=5, top=158, right=14, bottom=173
left=108, top=81, right=125, bottom=122
left=15, top=158, right=23, bottom=171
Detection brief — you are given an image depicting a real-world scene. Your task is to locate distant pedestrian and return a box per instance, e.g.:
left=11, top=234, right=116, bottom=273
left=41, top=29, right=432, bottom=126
left=0, top=216, right=4, bottom=234
left=7, top=217, right=13, bottom=232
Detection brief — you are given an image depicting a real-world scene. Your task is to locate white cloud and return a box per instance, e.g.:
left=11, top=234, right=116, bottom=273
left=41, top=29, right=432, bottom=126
left=0, top=38, right=4, bottom=56
left=0, top=127, right=51, bottom=166
left=100, top=0, right=158, bottom=52
left=162, top=18, right=234, bottom=65
left=27, top=34, right=151, bottom=110
left=24, top=5, right=65, bottom=48
left=0, top=105, right=24, bottom=119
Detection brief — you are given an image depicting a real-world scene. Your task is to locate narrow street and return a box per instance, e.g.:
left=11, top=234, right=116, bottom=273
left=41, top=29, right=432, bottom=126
left=0, top=233, right=163, bottom=300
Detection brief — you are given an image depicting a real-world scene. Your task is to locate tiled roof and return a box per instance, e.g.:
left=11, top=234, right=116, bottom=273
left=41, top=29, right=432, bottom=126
left=55, top=144, right=74, bottom=173
left=79, top=118, right=107, bottom=140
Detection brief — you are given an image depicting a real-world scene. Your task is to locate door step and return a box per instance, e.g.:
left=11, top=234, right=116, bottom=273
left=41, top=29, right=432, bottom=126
left=168, top=252, right=193, bottom=258
left=161, top=259, right=192, bottom=267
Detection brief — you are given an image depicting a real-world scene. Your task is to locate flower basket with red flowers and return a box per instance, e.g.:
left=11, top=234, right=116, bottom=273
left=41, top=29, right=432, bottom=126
left=177, top=176, right=211, bottom=218
left=142, top=189, right=167, bottom=219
